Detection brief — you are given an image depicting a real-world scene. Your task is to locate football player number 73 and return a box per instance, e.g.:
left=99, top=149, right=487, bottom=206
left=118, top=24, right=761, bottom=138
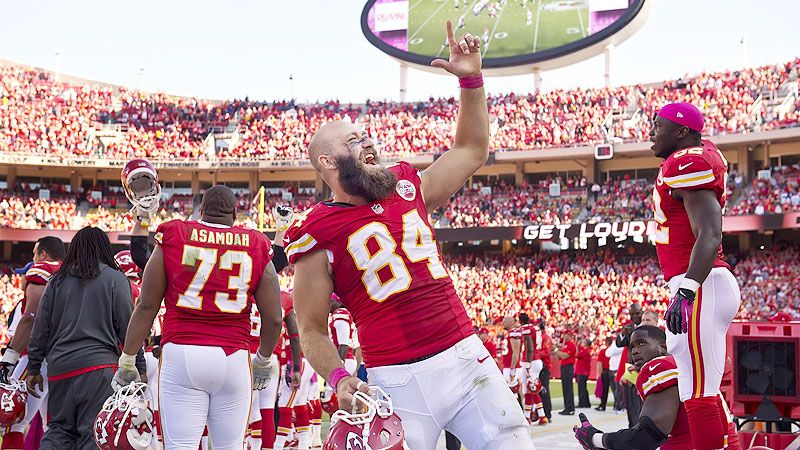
left=176, top=246, right=252, bottom=313
left=347, top=210, right=447, bottom=302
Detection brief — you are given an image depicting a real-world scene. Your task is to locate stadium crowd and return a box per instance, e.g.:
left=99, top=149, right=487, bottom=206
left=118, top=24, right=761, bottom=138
left=2, top=166, right=799, bottom=231
left=0, top=245, right=796, bottom=349
left=1, top=59, right=798, bottom=160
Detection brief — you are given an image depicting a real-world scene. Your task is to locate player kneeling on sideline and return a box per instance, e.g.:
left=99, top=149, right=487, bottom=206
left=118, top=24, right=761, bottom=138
left=573, top=325, right=740, bottom=450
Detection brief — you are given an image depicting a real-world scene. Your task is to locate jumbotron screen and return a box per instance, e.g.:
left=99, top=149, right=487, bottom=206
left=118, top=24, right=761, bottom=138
left=362, top=0, right=645, bottom=69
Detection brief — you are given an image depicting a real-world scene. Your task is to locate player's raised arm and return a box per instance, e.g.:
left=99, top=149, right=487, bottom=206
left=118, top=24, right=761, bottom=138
left=293, top=250, right=367, bottom=408
left=421, top=20, right=489, bottom=211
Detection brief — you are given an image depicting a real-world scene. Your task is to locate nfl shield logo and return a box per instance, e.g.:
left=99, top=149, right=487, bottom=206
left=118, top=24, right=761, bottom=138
left=371, top=204, right=384, bottom=214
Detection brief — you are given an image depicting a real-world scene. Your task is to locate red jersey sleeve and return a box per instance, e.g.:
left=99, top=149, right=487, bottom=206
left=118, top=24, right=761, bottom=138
left=661, top=141, right=726, bottom=197
left=24, top=261, right=60, bottom=285
left=636, top=355, right=679, bottom=399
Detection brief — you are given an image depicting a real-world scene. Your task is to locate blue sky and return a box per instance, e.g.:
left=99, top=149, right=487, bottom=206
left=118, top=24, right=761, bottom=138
left=0, top=0, right=797, bottom=102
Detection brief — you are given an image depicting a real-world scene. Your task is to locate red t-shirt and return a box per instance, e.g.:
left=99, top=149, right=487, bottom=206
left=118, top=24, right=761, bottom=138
left=285, top=162, right=473, bottom=368
left=156, top=219, right=273, bottom=352
left=560, top=340, right=577, bottom=366
left=596, top=349, right=610, bottom=370
left=575, top=347, right=591, bottom=376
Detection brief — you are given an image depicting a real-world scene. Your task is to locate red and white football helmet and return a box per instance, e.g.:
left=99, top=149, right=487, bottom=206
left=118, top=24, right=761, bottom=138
left=94, top=382, right=154, bottom=450
left=323, top=386, right=405, bottom=450
left=527, top=375, right=542, bottom=394
left=320, top=387, right=339, bottom=415
left=121, top=159, right=161, bottom=214
left=507, top=376, right=521, bottom=394
left=115, top=250, right=141, bottom=278
left=0, top=380, right=27, bottom=426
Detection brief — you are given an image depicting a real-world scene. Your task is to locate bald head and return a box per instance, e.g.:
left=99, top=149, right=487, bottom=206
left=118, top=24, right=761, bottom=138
left=200, top=185, right=237, bottom=225
left=503, top=317, right=516, bottom=330
left=308, top=121, right=360, bottom=171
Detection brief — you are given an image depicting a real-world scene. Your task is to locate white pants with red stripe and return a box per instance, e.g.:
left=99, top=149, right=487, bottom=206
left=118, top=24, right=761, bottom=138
left=277, top=358, right=314, bottom=407
left=367, top=335, right=534, bottom=450
left=666, top=268, right=741, bottom=402
left=159, top=343, right=251, bottom=450
left=9, top=355, right=48, bottom=434
left=248, top=353, right=280, bottom=424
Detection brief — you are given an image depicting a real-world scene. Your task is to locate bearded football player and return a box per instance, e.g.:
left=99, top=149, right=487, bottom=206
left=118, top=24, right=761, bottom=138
left=650, top=102, right=741, bottom=450
left=286, top=21, right=534, bottom=450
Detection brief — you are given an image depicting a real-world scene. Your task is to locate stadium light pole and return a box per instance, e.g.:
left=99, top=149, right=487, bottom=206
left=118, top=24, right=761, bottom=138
left=54, top=51, right=61, bottom=83
left=604, top=44, right=614, bottom=87
left=399, top=63, right=408, bottom=102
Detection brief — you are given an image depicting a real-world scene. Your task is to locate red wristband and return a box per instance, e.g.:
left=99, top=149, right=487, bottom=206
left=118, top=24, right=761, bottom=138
left=328, top=367, right=350, bottom=391
left=459, top=74, right=484, bottom=89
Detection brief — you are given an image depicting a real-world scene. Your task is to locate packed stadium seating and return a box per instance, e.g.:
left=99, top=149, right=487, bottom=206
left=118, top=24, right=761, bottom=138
left=0, top=274, right=23, bottom=345
left=1, top=59, right=798, bottom=160
left=1, top=166, right=797, bottom=230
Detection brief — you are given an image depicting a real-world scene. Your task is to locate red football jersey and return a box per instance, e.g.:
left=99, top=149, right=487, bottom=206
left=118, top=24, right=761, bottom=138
left=501, top=327, right=523, bottom=370
left=9, top=261, right=60, bottom=339
left=653, top=140, right=731, bottom=280
left=329, top=308, right=355, bottom=360
left=285, top=162, right=473, bottom=367
left=129, top=279, right=141, bottom=303
left=250, top=290, right=295, bottom=356
left=155, top=219, right=273, bottom=351
left=636, top=355, right=689, bottom=450
left=520, top=323, right=536, bottom=362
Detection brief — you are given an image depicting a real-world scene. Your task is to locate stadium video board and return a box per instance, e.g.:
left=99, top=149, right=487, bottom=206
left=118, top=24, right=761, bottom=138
left=362, top=0, right=650, bottom=74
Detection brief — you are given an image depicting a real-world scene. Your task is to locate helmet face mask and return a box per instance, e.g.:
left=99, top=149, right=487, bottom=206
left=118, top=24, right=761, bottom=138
left=324, top=386, right=405, bottom=450
left=95, top=382, right=154, bottom=450
left=122, top=159, right=161, bottom=214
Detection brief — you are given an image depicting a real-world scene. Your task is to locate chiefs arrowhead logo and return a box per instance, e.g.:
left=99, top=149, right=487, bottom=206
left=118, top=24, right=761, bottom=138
left=346, top=431, right=372, bottom=450
left=395, top=180, right=416, bottom=201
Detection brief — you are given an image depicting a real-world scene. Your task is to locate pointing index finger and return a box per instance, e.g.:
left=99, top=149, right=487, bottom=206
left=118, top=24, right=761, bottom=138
left=446, top=20, right=456, bottom=46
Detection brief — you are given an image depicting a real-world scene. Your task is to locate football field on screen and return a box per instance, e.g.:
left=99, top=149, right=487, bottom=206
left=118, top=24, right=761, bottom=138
left=408, top=0, right=590, bottom=60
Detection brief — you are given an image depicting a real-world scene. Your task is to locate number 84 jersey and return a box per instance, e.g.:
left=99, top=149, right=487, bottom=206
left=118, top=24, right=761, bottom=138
left=285, top=162, right=473, bottom=368
left=652, top=140, right=731, bottom=280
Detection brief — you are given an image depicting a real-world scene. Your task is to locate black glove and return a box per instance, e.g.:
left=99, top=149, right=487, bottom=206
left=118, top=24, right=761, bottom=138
left=573, top=413, right=602, bottom=450
left=665, top=288, right=696, bottom=334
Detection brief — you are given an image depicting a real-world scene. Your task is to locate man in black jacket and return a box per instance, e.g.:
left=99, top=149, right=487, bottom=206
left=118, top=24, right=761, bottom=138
left=27, top=226, right=145, bottom=450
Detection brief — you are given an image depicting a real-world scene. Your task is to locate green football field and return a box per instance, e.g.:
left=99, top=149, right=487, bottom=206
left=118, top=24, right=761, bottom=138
left=408, top=0, right=590, bottom=60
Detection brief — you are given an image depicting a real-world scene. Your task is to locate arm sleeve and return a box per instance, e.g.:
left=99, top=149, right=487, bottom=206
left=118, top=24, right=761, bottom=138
left=26, top=282, right=54, bottom=376
left=272, top=244, right=288, bottom=272
left=130, top=235, right=152, bottom=270
left=111, top=273, right=146, bottom=372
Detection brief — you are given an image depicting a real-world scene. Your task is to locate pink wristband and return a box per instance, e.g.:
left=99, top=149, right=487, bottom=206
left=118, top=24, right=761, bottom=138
left=328, top=367, right=350, bottom=391
left=459, top=74, right=484, bottom=89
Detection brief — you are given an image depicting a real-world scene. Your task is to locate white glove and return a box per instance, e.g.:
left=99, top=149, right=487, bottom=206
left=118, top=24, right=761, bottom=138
left=272, top=205, right=294, bottom=231
left=112, top=353, right=141, bottom=391
left=252, top=350, right=274, bottom=390
left=0, top=348, right=20, bottom=383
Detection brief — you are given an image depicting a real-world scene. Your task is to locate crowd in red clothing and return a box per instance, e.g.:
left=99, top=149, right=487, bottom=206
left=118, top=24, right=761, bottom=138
left=1, top=59, right=798, bottom=161
left=727, top=165, right=800, bottom=215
